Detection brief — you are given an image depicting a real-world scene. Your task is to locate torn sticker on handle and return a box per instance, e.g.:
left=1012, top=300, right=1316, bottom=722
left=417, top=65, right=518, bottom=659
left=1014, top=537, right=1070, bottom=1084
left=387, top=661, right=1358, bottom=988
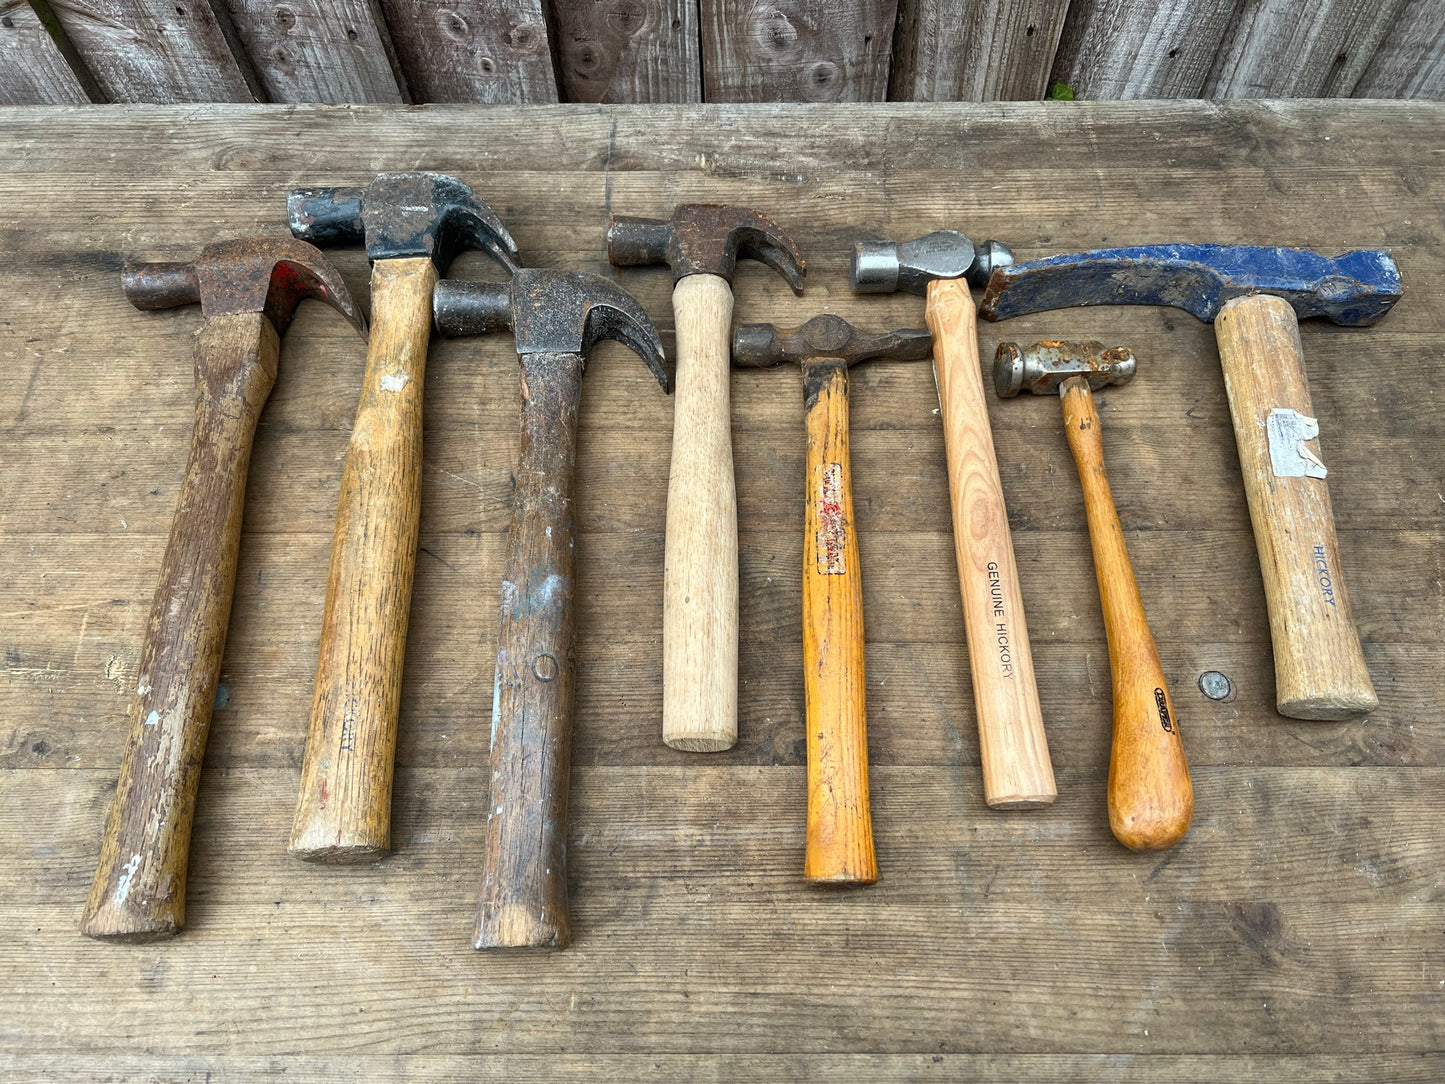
left=815, top=462, right=847, bottom=575
left=1266, top=408, right=1328, bottom=479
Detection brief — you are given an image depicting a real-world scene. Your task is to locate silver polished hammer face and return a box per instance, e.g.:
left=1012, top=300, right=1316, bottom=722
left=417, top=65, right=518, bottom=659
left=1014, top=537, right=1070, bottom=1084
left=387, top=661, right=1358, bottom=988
left=850, top=230, right=1013, bottom=295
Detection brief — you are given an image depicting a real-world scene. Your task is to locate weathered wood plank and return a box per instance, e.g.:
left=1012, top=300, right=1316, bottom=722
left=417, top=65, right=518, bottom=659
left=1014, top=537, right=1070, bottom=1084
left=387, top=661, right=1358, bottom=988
left=376, top=0, right=557, bottom=102
left=220, top=0, right=404, bottom=103
left=1354, top=0, right=1445, bottom=98
left=1048, top=0, right=1240, bottom=99
left=0, top=0, right=91, bottom=103
left=46, top=0, right=255, bottom=102
left=890, top=0, right=1071, bottom=101
left=699, top=0, right=897, bottom=102
left=549, top=0, right=701, bottom=102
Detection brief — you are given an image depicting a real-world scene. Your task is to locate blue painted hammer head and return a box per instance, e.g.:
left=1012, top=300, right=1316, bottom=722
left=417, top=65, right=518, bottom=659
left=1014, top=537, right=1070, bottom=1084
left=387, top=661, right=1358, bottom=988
left=978, top=244, right=1402, bottom=326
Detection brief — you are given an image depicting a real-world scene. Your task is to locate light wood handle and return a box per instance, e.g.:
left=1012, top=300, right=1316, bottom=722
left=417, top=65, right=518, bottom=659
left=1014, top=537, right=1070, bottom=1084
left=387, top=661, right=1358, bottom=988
left=1214, top=294, right=1376, bottom=719
left=290, top=257, right=436, bottom=861
left=475, top=351, right=583, bottom=951
left=662, top=273, right=739, bottom=751
left=83, top=313, right=279, bottom=940
left=801, top=360, right=877, bottom=885
left=927, top=279, right=1056, bottom=808
left=1060, top=379, right=1192, bottom=850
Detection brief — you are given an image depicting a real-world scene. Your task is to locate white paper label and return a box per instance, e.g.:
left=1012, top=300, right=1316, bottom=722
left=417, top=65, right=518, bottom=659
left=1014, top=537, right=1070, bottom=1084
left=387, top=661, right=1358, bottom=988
left=1266, top=408, right=1328, bottom=479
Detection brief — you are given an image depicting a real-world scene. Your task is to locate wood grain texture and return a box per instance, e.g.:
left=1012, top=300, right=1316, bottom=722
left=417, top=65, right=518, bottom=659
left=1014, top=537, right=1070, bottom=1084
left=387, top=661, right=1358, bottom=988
left=1214, top=295, right=1377, bottom=720
left=700, top=0, right=897, bottom=102
left=0, top=0, right=91, bottom=103
left=1048, top=0, right=1240, bottom=98
left=220, top=0, right=403, bottom=103
left=290, top=257, right=434, bottom=861
left=1060, top=378, right=1192, bottom=851
left=927, top=279, right=1055, bottom=809
left=662, top=274, right=738, bottom=752
left=82, top=313, right=278, bottom=940
left=48, top=0, right=255, bottom=102
left=377, top=0, right=556, bottom=102
left=550, top=0, right=701, bottom=102
left=890, top=0, right=1071, bottom=101
left=801, top=360, right=876, bottom=884
left=1354, top=0, right=1445, bottom=97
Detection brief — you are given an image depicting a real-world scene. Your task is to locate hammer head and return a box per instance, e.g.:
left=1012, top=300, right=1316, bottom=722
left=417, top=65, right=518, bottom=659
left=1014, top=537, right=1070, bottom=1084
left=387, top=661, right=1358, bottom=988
left=993, top=341, right=1137, bottom=399
left=121, top=236, right=366, bottom=337
left=979, top=244, right=1402, bottom=326
left=432, top=269, right=670, bottom=392
left=287, top=171, right=521, bottom=275
left=851, top=230, right=1013, bottom=295
left=732, top=313, right=932, bottom=369
left=606, top=204, right=805, bottom=292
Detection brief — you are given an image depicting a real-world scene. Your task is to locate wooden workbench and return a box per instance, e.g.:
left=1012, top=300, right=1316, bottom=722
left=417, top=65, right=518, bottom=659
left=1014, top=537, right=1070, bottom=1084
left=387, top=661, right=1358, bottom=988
left=1, top=102, right=1441, bottom=1081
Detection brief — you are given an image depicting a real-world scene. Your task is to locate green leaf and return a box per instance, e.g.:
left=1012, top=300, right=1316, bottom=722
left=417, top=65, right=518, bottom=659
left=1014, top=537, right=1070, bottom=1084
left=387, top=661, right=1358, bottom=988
left=1047, top=82, right=1076, bottom=101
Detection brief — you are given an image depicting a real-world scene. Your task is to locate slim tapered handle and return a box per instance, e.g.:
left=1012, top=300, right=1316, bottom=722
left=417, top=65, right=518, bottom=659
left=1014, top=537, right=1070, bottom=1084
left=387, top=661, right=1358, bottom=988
left=927, top=279, right=1056, bottom=808
left=83, top=313, right=278, bottom=940
left=476, top=351, right=583, bottom=951
left=291, top=257, right=436, bottom=861
left=1060, top=380, right=1192, bottom=850
left=1214, top=294, right=1376, bottom=719
left=663, top=273, right=739, bottom=751
left=802, top=360, right=877, bottom=885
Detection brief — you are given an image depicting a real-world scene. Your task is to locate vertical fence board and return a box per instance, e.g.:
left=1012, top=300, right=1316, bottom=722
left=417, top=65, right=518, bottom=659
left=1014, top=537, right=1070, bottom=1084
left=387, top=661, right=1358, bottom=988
left=0, top=0, right=90, bottom=103
left=1049, top=0, right=1240, bottom=99
left=549, top=0, right=701, bottom=102
left=48, top=0, right=253, bottom=102
left=378, top=0, right=556, bottom=102
left=1204, top=0, right=1407, bottom=97
left=1354, top=0, right=1445, bottom=97
left=700, top=0, right=897, bottom=102
left=221, top=0, right=403, bottom=103
left=890, top=0, right=1070, bottom=101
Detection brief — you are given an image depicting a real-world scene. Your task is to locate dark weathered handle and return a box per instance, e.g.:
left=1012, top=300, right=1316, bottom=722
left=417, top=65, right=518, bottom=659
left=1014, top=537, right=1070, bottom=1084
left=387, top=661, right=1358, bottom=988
left=83, top=312, right=279, bottom=941
left=475, top=350, right=584, bottom=951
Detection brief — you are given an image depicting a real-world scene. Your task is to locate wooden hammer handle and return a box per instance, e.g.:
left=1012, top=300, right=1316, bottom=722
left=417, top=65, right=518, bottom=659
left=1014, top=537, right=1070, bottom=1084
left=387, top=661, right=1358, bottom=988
left=475, top=350, right=583, bottom=951
left=290, top=257, right=436, bottom=861
left=926, top=279, right=1056, bottom=808
left=1214, top=295, right=1376, bottom=719
left=801, top=360, right=877, bottom=885
left=83, top=312, right=279, bottom=940
left=662, top=273, right=739, bottom=752
left=1060, top=379, right=1192, bottom=850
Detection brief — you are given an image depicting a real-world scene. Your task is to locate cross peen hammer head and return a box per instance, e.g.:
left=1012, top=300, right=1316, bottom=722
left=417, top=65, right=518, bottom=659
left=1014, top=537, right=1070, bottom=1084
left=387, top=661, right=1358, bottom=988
left=606, top=204, right=805, bottom=292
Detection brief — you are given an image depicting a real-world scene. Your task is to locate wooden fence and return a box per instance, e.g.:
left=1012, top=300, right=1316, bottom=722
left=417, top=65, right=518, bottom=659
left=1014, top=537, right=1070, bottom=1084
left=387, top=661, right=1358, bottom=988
left=3, top=0, right=1443, bottom=106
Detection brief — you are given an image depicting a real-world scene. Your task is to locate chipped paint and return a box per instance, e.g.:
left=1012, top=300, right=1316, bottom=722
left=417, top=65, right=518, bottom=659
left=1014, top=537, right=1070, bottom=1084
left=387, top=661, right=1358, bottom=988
left=379, top=372, right=410, bottom=393
left=115, top=852, right=142, bottom=904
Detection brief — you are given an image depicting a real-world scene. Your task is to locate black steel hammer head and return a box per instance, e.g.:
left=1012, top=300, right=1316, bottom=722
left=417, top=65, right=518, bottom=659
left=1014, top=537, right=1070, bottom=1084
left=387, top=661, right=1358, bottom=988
left=287, top=171, right=521, bottom=275
left=732, top=313, right=932, bottom=369
left=979, top=244, right=1402, bottom=326
left=851, top=230, right=1013, bottom=295
left=432, top=268, right=670, bottom=391
left=606, top=204, right=805, bottom=292
left=993, top=340, right=1137, bottom=399
left=121, top=236, right=367, bottom=337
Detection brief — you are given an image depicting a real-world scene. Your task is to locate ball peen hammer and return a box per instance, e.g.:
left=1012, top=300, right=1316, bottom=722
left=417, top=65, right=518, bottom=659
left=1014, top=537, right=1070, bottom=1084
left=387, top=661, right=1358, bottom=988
left=851, top=232, right=1056, bottom=809
left=994, top=342, right=1192, bottom=850
left=433, top=269, right=669, bottom=950
left=981, top=244, right=1402, bottom=720
left=733, top=315, right=934, bottom=884
left=607, top=205, right=805, bottom=753
left=83, top=238, right=366, bottom=941
left=286, top=173, right=520, bottom=861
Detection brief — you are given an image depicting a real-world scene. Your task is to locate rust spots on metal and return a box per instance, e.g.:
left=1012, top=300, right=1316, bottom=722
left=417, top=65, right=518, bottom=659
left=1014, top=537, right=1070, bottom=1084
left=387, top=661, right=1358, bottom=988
left=606, top=203, right=806, bottom=290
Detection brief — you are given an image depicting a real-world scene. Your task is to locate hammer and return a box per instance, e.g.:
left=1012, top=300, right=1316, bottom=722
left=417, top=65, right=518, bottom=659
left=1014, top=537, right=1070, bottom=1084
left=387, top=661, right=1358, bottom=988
left=981, top=244, right=1403, bottom=720
left=994, top=341, right=1192, bottom=850
left=83, top=238, right=366, bottom=941
left=433, top=269, right=669, bottom=950
left=733, top=315, right=933, bottom=884
left=851, top=232, right=1056, bottom=809
left=286, top=173, right=520, bottom=861
left=607, top=205, right=805, bottom=753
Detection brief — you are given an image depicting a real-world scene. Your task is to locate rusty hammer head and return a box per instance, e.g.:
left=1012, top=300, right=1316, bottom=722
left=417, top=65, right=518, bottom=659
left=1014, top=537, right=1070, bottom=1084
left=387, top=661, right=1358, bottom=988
left=851, top=230, right=1013, bottom=295
left=432, top=269, right=669, bottom=390
left=993, top=340, right=1137, bottom=400
left=287, top=171, right=521, bottom=275
left=733, top=313, right=932, bottom=370
left=606, top=204, right=805, bottom=292
left=979, top=244, right=1402, bottom=326
left=121, top=236, right=366, bottom=336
